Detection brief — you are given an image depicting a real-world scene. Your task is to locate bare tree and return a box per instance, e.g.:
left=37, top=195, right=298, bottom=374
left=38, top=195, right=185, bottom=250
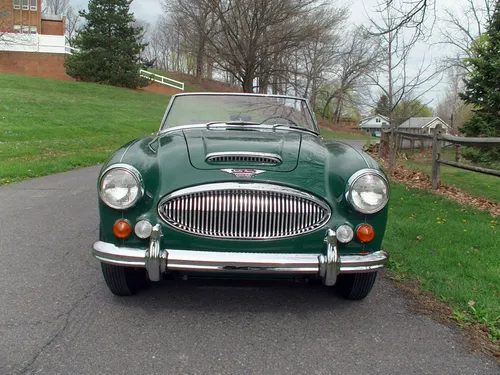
left=65, top=6, right=82, bottom=46
left=143, top=14, right=190, bottom=73
left=437, top=0, right=495, bottom=71
left=198, top=0, right=325, bottom=93
left=166, top=0, right=218, bottom=79
left=143, top=16, right=170, bottom=71
left=43, top=0, right=69, bottom=15
left=291, top=5, right=348, bottom=109
left=320, top=28, right=382, bottom=122
left=370, top=0, right=436, bottom=37
left=367, top=0, right=442, bottom=171
left=434, top=65, right=472, bottom=134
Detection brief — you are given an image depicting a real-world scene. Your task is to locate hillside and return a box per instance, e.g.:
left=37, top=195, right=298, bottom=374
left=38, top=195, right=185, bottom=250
left=149, top=70, right=242, bottom=93
left=0, top=74, right=169, bottom=184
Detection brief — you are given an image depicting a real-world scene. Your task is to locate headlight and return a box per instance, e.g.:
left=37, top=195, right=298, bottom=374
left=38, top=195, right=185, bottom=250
left=346, top=169, right=389, bottom=214
left=99, top=164, right=143, bottom=209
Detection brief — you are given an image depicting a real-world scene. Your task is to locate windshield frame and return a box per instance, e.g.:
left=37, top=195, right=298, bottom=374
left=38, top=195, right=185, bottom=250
left=158, top=92, right=320, bottom=135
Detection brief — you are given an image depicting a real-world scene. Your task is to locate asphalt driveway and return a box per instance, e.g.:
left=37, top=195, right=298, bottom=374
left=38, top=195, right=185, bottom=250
left=0, top=166, right=498, bottom=375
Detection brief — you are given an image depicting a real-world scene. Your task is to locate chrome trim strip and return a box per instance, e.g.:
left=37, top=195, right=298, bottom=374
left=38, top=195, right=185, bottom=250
left=172, top=92, right=308, bottom=100
left=92, top=241, right=388, bottom=282
left=206, top=152, right=282, bottom=164
left=161, top=183, right=328, bottom=207
left=158, top=123, right=318, bottom=136
left=157, top=183, right=331, bottom=240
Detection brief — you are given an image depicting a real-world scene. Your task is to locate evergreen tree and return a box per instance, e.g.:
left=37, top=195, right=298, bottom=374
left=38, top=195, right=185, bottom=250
left=375, top=94, right=390, bottom=117
left=65, top=0, right=147, bottom=89
left=459, top=1, right=500, bottom=165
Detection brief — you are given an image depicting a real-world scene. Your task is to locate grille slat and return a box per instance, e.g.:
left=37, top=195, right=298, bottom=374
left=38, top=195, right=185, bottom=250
left=159, top=184, right=330, bottom=240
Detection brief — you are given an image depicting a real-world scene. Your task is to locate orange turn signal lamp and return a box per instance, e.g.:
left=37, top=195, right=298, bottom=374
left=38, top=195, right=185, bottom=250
left=356, top=224, right=375, bottom=243
left=113, top=219, right=132, bottom=239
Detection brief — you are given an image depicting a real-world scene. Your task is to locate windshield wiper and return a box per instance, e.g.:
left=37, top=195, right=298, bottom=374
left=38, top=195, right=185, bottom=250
left=206, top=121, right=259, bottom=130
left=271, top=124, right=319, bottom=135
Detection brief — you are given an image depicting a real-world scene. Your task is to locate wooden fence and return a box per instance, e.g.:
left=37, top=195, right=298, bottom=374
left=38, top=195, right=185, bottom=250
left=381, top=124, right=500, bottom=189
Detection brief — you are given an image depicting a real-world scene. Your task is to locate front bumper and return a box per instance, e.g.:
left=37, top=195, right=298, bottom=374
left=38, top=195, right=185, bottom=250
left=92, top=226, right=388, bottom=286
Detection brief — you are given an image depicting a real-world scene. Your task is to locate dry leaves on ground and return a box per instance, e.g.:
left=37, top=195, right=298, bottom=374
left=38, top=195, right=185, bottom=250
left=381, top=161, right=500, bottom=217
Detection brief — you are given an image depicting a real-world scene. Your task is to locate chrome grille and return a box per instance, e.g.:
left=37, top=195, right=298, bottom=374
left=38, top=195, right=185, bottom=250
left=206, top=152, right=281, bottom=165
left=158, top=183, right=330, bottom=239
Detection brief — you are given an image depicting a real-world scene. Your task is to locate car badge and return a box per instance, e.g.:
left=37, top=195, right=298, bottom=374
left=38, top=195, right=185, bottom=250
left=221, top=169, right=266, bottom=178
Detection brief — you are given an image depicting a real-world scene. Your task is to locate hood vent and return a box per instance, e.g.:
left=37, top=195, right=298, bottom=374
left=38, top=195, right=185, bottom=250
left=206, top=152, right=282, bottom=165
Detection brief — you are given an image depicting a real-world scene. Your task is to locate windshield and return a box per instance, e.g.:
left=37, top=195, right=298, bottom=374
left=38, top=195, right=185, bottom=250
left=160, top=94, right=318, bottom=132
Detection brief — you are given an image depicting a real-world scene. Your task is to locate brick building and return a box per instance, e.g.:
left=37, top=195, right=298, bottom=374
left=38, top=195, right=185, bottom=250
left=0, top=0, right=65, bottom=35
left=0, top=0, right=70, bottom=79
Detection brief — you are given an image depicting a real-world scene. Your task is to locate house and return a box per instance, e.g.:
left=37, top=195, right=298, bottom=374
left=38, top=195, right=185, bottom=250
left=0, top=0, right=73, bottom=80
left=359, top=114, right=390, bottom=135
left=398, top=117, right=451, bottom=134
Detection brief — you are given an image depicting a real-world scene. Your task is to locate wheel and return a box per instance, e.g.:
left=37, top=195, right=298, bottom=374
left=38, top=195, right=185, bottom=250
left=333, top=272, right=378, bottom=300
left=101, top=263, right=147, bottom=296
left=98, top=224, right=147, bottom=296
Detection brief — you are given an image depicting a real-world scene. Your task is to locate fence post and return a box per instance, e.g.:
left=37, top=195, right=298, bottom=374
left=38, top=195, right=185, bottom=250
left=378, top=131, right=386, bottom=157
left=410, top=139, right=415, bottom=154
left=455, top=144, right=462, bottom=163
left=431, top=124, right=442, bottom=189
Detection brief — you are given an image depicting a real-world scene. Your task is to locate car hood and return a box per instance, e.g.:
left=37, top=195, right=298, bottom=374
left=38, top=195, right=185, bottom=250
left=114, top=129, right=378, bottom=204
left=182, top=128, right=301, bottom=172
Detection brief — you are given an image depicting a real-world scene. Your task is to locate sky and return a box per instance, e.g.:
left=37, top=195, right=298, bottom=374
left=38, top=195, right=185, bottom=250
left=70, top=0, right=470, bottom=110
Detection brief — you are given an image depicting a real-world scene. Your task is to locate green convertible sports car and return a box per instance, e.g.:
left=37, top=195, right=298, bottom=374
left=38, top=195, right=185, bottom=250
left=92, top=92, right=390, bottom=299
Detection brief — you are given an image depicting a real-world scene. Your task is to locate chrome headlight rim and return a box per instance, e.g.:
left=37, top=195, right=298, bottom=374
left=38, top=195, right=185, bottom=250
left=98, top=163, right=144, bottom=210
left=345, top=169, right=390, bottom=214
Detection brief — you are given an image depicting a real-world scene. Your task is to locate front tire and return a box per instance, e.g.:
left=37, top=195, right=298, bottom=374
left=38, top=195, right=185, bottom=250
left=334, top=272, right=378, bottom=300
left=101, top=263, right=147, bottom=296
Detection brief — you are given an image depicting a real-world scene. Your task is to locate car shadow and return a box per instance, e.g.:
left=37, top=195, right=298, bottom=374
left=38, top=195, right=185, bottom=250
left=110, top=276, right=371, bottom=314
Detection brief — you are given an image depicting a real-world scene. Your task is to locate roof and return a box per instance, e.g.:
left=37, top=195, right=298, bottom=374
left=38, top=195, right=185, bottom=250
left=399, top=117, right=450, bottom=129
left=359, top=114, right=389, bottom=124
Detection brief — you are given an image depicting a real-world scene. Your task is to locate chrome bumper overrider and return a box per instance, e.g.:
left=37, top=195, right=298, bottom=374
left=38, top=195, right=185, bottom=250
left=92, top=226, right=388, bottom=285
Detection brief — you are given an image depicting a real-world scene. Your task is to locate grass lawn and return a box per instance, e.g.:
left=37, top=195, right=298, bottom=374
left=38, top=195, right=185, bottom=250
left=402, top=160, right=500, bottom=202
left=320, top=129, right=377, bottom=141
left=385, top=183, right=499, bottom=342
left=0, top=74, right=169, bottom=185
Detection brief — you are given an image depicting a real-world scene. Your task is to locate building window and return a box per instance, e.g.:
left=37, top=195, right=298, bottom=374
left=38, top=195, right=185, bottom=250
left=13, top=25, right=21, bottom=32
left=30, top=0, right=36, bottom=10
left=22, top=0, right=28, bottom=10
left=13, top=0, right=21, bottom=9
left=22, top=25, right=29, bottom=33
left=30, top=26, right=37, bottom=34
left=376, top=118, right=380, bottom=123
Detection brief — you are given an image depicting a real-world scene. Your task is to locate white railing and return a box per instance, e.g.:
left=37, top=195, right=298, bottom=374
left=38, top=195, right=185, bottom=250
left=65, top=45, right=80, bottom=54
left=0, top=33, right=73, bottom=54
left=139, top=69, right=185, bottom=91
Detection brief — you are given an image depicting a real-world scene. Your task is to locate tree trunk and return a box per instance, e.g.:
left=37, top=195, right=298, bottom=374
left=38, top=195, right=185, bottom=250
left=206, top=57, right=213, bottom=80
left=242, top=74, right=254, bottom=93
left=195, top=49, right=204, bottom=79
left=333, top=96, right=342, bottom=123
